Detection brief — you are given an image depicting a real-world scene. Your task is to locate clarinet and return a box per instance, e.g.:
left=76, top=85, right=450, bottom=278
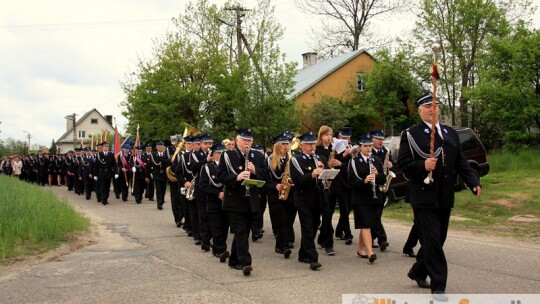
left=368, top=154, right=378, bottom=199
left=244, top=147, right=250, bottom=197
left=311, top=151, right=328, bottom=191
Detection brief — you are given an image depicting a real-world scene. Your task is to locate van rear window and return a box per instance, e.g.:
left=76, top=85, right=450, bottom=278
left=459, top=132, right=478, bottom=150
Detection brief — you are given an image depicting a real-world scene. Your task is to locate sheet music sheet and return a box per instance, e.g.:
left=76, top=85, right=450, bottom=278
left=332, top=138, right=348, bottom=154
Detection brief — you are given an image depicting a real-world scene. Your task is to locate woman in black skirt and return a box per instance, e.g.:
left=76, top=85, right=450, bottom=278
left=347, top=135, right=386, bottom=263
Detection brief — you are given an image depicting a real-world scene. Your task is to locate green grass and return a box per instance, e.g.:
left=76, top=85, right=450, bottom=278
left=0, top=175, right=90, bottom=263
left=384, top=148, right=540, bottom=239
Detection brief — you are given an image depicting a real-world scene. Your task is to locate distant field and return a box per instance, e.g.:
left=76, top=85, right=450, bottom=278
left=384, top=148, right=540, bottom=239
left=0, top=176, right=90, bottom=263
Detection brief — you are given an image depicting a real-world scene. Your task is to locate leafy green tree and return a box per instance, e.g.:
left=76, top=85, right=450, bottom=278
left=121, top=0, right=297, bottom=146
left=362, top=48, right=422, bottom=133
left=468, top=22, right=540, bottom=149
left=414, top=0, right=513, bottom=127
left=49, top=139, right=57, bottom=155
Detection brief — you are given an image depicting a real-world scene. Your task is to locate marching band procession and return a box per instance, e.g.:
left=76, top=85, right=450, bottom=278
left=1, top=93, right=482, bottom=300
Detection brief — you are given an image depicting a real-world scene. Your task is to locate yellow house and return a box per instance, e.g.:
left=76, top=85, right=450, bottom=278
left=290, top=50, right=375, bottom=107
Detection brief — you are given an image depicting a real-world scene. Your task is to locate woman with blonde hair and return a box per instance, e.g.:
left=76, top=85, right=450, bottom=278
left=264, top=133, right=297, bottom=258
left=315, top=125, right=336, bottom=255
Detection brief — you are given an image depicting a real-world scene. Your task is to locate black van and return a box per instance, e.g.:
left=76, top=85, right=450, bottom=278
left=384, top=127, right=490, bottom=203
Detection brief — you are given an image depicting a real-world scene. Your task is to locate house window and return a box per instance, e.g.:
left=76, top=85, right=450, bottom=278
left=78, top=130, right=86, bottom=139
left=91, top=118, right=98, bottom=124
left=356, top=73, right=365, bottom=92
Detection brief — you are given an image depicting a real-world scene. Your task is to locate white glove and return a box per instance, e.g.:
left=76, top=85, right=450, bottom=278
left=132, top=167, right=136, bottom=173
left=93, top=176, right=98, bottom=181
left=114, top=174, right=119, bottom=179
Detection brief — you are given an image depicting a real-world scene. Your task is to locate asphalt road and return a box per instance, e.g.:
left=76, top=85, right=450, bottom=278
left=1, top=186, right=539, bottom=304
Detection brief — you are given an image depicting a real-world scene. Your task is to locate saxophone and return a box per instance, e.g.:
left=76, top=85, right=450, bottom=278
left=379, top=150, right=396, bottom=193
left=278, top=153, right=294, bottom=201
left=185, top=180, right=196, bottom=201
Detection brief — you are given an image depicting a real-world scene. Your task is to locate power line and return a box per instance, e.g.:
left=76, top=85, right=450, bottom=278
left=0, top=18, right=170, bottom=33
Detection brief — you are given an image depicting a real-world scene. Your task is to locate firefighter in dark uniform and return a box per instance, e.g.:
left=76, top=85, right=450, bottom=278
left=217, top=129, right=267, bottom=276
left=117, top=145, right=132, bottom=202
left=264, top=133, right=296, bottom=259
left=175, top=136, right=194, bottom=236
left=397, top=93, right=481, bottom=301
left=289, top=132, right=328, bottom=271
left=200, top=143, right=230, bottom=262
left=190, top=134, right=213, bottom=249
left=347, top=134, right=385, bottom=264
left=332, top=127, right=354, bottom=245
left=74, top=148, right=84, bottom=195
left=369, top=130, right=391, bottom=251
left=144, top=144, right=155, bottom=201
left=80, top=148, right=94, bottom=200
left=169, top=141, right=183, bottom=228
left=65, top=150, right=76, bottom=191
left=146, top=142, right=170, bottom=210
left=130, top=146, right=147, bottom=204
left=93, top=142, right=117, bottom=205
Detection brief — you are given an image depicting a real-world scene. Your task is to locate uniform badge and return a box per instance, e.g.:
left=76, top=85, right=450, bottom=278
left=443, top=128, right=448, bottom=134
left=359, top=159, right=364, bottom=163
left=424, top=128, right=430, bottom=134
left=239, top=166, right=243, bottom=170
left=212, top=175, right=216, bottom=179
left=302, top=155, right=306, bottom=159
left=250, top=153, right=254, bottom=158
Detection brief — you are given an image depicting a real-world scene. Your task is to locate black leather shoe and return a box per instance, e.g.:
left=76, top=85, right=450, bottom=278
left=229, top=264, right=242, bottom=270
left=157, top=205, right=163, bottom=210
left=432, top=291, right=448, bottom=302
left=176, top=222, right=183, bottom=228
left=251, top=233, right=263, bottom=242
left=242, top=265, right=253, bottom=276
left=357, top=251, right=368, bottom=258
left=275, top=248, right=284, bottom=254
left=379, top=241, right=389, bottom=252
left=309, top=261, right=322, bottom=270
left=407, top=271, right=430, bottom=288
left=324, top=247, right=335, bottom=255
left=403, top=250, right=417, bottom=257
left=298, top=257, right=310, bottom=264
left=284, top=248, right=292, bottom=259
left=194, top=240, right=202, bottom=245
left=102, top=201, right=108, bottom=205
left=345, top=237, right=353, bottom=245
left=187, top=231, right=193, bottom=237
left=369, top=254, right=377, bottom=263
left=219, top=251, right=230, bottom=263
left=115, top=194, right=120, bottom=199
left=201, top=244, right=210, bottom=252
left=136, top=200, right=142, bottom=204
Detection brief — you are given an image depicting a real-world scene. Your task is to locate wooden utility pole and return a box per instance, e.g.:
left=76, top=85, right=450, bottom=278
left=225, top=6, right=250, bottom=64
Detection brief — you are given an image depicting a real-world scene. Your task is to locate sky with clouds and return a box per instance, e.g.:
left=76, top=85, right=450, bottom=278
left=1, top=0, right=538, bottom=147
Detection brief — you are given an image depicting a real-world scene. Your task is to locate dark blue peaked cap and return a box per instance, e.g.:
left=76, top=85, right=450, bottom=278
left=416, top=93, right=434, bottom=106
left=236, top=128, right=254, bottom=139
left=338, top=127, right=353, bottom=137
left=369, top=130, right=384, bottom=139
left=358, top=134, right=373, bottom=145
left=299, top=131, right=317, bottom=143
left=210, top=143, right=225, bottom=153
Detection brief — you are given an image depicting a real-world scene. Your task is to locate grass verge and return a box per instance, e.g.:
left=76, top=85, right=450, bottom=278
left=384, top=148, right=540, bottom=239
left=0, top=175, right=90, bottom=263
